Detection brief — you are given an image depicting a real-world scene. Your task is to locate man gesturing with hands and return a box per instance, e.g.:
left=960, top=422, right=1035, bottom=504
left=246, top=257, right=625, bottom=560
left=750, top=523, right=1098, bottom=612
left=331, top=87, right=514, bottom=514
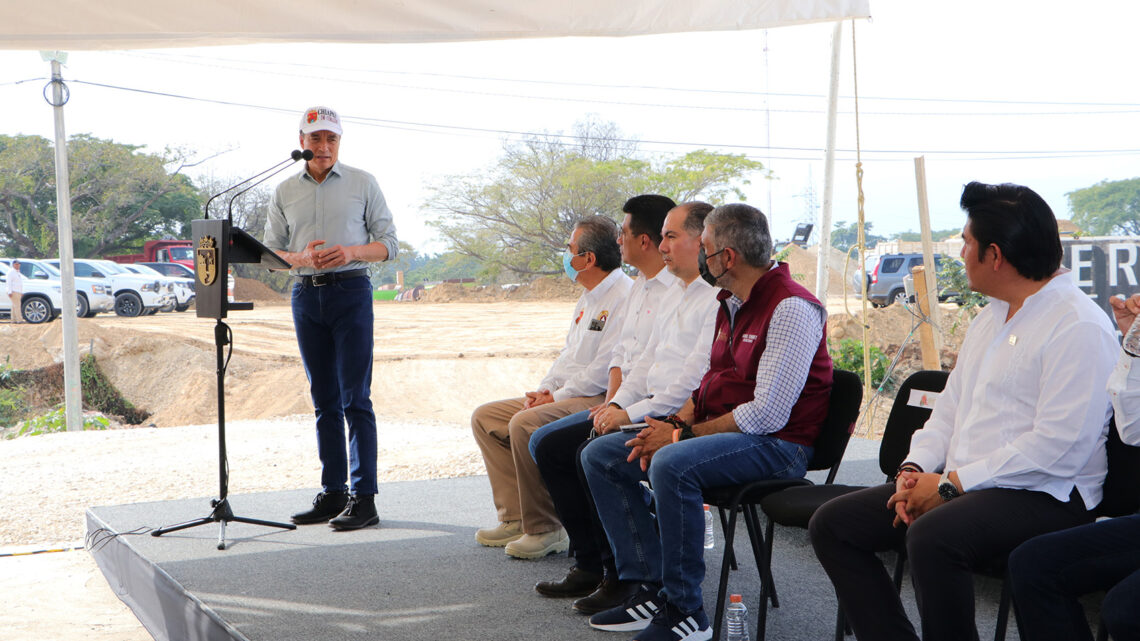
left=265, top=106, right=398, bottom=531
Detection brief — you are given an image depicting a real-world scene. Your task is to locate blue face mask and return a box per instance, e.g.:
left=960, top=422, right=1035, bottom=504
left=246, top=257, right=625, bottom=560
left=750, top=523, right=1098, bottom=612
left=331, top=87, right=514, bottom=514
left=563, top=249, right=585, bottom=281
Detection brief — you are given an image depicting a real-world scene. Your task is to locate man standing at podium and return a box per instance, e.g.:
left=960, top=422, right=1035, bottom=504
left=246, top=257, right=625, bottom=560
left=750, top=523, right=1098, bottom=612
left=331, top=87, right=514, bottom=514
left=265, top=106, right=399, bottom=531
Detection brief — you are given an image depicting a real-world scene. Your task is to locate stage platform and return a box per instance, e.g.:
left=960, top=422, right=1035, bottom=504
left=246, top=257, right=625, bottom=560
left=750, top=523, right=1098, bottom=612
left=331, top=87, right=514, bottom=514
left=86, top=441, right=1021, bottom=641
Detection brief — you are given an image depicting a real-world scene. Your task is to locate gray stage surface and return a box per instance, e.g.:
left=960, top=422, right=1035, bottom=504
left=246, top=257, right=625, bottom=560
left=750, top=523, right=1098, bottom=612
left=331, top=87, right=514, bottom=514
left=86, top=438, right=1019, bottom=641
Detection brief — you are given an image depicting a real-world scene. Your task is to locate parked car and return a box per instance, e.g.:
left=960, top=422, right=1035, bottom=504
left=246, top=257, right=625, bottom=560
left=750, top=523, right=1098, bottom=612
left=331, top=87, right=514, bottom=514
left=47, top=258, right=173, bottom=317
left=2, top=258, right=115, bottom=318
left=140, top=261, right=234, bottom=304
left=0, top=261, right=63, bottom=323
left=853, top=252, right=954, bottom=307
left=121, top=263, right=194, bottom=312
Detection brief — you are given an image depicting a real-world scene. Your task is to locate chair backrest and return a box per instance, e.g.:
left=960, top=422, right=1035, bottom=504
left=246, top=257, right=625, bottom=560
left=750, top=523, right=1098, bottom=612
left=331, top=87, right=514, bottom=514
left=1097, top=416, right=1140, bottom=518
left=807, top=369, right=864, bottom=483
left=878, top=369, right=950, bottom=479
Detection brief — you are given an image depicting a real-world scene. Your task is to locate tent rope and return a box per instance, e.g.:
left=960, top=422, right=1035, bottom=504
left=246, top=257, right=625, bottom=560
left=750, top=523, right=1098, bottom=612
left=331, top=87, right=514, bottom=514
left=850, top=19, right=877, bottom=437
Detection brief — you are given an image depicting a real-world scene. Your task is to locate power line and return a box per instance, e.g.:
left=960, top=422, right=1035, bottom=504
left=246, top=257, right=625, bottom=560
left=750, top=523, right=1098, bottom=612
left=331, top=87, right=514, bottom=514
left=121, top=51, right=1140, bottom=108
left=63, top=79, right=1140, bottom=161
left=99, top=53, right=1140, bottom=117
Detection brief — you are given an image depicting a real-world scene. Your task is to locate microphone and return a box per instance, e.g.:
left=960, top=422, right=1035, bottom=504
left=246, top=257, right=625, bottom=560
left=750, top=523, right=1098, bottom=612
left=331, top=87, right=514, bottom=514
left=203, top=150, right=310, bottom=219
left=226, top=150, right=312, bottom=224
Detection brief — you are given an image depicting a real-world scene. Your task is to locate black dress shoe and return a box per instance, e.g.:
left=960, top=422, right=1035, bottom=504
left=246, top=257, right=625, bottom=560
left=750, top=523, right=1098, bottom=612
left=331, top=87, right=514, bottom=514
left=329, top=494, right=379, bottom=531
left=535, top=566, right=603, bottom=598
left=572, top=577, right=644, bottom=614
left=291, top=491, right=349, bottom=525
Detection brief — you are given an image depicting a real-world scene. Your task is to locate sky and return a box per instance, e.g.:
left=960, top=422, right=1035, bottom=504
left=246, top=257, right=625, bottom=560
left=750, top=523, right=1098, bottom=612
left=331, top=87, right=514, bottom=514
left=1, top=0, right=1138, bottom=255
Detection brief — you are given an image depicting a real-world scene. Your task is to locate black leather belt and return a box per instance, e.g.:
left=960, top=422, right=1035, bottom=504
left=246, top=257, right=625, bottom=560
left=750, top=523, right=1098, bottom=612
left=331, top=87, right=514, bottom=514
left=296, top=268, right=369, bottom=287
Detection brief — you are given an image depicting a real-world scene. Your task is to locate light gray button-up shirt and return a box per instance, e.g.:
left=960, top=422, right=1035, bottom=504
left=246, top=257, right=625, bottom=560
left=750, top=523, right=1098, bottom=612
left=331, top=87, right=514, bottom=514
left=264, top=161, right=398, bottom=275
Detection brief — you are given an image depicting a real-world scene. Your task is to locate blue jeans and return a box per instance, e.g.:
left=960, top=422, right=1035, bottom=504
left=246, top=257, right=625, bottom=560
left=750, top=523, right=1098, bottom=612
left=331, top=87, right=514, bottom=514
left=581, top=430, right=810, bottom=613
left=1009, top=513, right=1140, bottom=641
left=292, top=275, right=377, bottom=495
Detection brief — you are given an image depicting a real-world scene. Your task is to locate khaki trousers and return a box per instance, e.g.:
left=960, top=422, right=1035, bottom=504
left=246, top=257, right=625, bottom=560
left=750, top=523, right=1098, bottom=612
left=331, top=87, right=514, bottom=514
left=8, top=293, right=20, bottom=322
left=471, top=395, right=603, bottom=534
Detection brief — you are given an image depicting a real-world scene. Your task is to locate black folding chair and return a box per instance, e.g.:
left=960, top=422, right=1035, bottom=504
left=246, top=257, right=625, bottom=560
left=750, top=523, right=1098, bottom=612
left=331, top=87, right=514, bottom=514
left=759, top=369, right=949, bottom=640
left=703, top=369, right=863, bottom=641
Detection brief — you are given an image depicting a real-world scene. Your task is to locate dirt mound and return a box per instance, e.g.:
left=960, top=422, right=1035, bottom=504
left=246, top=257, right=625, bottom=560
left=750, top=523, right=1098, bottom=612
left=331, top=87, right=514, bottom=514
left=234, top=276, right=286, bottom=302
left=420, top=276, right=580, bottom=303
left=826, top=303, right=972, bottom=355
left=781, top=243, right=856, bottom=297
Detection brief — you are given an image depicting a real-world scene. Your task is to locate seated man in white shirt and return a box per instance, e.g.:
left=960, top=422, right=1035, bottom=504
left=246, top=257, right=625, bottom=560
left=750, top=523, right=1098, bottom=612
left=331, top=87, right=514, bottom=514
left=471, top=215, right=633, bottom=560
left=809, top=181, right=1120, bottom=641
left=1007, top=293, right=1140, bottom=641
left=529, top=202, right=720, bottom=613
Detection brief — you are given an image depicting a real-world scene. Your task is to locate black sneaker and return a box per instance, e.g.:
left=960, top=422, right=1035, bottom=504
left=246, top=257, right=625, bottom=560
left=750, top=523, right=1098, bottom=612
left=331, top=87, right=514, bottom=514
left=588, top=583, right=663, bottom=632
left=633, top=602, right=711, bottom=641
left=329, top=494, right=379, bottom=531
left=573, top=576, right=643, bottom=614
left=291, top=491, right=348, bottom=525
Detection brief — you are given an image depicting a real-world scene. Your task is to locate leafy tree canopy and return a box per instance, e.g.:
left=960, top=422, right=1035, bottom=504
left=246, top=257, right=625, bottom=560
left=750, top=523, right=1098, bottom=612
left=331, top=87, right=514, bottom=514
left=1067, top=177, right=1140, bottom=236
left=0, top=134, right=202, bottom=259
left=424, top=118, right=767, bottom=278
left=831, top=220, right=885, bottom=253
left=889, top=228, right=962, bottom=243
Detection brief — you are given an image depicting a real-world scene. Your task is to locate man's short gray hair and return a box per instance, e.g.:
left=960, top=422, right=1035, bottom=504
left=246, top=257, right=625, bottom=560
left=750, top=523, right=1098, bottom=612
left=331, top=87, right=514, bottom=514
left=574, top=215, right=622, bottom=272
left=705, top=203, right=773, bottom=268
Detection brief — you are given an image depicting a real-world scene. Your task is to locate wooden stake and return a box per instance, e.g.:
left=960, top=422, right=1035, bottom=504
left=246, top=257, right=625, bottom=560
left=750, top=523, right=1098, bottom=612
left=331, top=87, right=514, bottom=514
left=911, top=265, right=942, bottom=370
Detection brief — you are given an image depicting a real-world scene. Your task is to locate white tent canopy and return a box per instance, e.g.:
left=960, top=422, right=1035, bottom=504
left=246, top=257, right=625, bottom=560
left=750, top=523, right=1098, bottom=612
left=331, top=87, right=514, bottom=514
left=3, top=0, right=868, bottom=49
left=6, top=0, right=870, bottom=432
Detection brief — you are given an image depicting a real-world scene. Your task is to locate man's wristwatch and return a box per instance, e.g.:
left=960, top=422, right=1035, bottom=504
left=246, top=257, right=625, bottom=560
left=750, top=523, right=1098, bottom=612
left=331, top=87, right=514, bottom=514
left=938, top=470, right=961, bottom=501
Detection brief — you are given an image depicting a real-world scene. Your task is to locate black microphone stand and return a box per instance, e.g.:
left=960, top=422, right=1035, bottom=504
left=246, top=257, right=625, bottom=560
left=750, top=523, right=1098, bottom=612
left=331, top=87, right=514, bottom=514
left=151, top=152, right=306, bottom=549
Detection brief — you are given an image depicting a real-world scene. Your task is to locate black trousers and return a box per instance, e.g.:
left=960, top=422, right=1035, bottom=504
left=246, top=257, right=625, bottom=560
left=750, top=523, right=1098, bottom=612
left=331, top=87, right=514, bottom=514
left=531, top=416, right=615, bottom=576
left=808, top=482, right=1091, bottom=641
left=1009, top=513, right=1140, bottom=641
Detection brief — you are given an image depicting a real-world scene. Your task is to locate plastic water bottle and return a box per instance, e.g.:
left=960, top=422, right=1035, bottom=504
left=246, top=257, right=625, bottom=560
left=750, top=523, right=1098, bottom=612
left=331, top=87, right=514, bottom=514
left=703, top=504, right=715, bottom=549
left=725, top=594, right=749, bottom=641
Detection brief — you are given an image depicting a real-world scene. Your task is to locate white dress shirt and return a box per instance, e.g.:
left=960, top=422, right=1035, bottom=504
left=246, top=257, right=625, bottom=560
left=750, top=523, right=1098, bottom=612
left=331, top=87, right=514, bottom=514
left=907, top=274, right=1118, bottom=508
left=608, top=267, right=680, bottom=376
left=611, top=278, right=720, bottom=422
left=1108, top=352, right=1140, bottom=445
left=539, top=269, right=634, bottom=402
left=5, top=268, right=22, bottom=295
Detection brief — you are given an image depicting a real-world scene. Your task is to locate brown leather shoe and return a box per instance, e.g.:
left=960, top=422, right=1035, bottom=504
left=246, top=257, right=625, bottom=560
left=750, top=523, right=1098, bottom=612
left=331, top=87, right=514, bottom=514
left=572, top=577, right=644, bottom=615
left=535, top=566, right=603, bottom=598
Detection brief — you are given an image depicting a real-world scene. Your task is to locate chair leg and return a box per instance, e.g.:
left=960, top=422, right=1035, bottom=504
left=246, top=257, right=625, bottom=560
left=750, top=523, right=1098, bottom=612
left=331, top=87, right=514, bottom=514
left=892, top=550, right=906, bottom=592
left=763, top=515, right=779, bottom=609
left=742, top=506, right=772, bottom=641
left=712, top=503, right=740, bottom=641
left=718, top=506, right=738, bottom=571
left=993, top=578, right=1011, bottom=641
left=834, top=601, right=847, bottom=641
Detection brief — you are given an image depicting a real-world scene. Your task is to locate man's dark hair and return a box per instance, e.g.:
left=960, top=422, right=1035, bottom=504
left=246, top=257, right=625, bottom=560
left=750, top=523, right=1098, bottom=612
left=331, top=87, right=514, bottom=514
left=705, top=203, right=773, bottom=268
left=575, top=215, right=622, bottom=272
left=623, top=194, right=676, bottom=246
left=959, top=181, right=1061, bottom=280
left=680, top=201, right=714, bottom=236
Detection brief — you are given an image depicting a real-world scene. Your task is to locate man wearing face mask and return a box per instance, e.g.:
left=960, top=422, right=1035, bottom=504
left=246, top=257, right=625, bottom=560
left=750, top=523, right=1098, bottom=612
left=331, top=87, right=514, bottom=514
left=580, top=203, right=832, bottom=641
left=471, top=215, right=632, bottom=559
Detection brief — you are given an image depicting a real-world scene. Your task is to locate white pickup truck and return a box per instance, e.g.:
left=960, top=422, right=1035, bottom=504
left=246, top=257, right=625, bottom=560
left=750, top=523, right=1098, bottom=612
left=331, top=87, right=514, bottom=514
left=0, top=261, right=63, bottom=323
left=65, top=258, right=173, bottom=317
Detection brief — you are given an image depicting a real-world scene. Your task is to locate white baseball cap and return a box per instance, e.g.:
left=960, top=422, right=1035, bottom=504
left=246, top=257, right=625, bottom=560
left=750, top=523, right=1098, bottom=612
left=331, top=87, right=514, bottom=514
left=299, top=106, right=342, bottom=135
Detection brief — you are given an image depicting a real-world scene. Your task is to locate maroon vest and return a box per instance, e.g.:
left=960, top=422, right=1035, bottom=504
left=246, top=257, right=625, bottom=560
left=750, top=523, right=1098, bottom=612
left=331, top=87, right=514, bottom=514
left=692, top=262, right=833, bottom=446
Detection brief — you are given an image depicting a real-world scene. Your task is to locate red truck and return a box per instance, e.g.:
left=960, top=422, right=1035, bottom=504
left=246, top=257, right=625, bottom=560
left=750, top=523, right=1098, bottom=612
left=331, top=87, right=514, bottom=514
left=107, top=240, right=195, bottom=270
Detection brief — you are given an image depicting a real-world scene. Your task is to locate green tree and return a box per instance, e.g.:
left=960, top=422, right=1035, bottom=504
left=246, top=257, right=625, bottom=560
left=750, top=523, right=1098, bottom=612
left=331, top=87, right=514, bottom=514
left=890, top=228, right=962, bottom=243
left=424, top=119, right=766, bottom=278
left=1067, top=177, right=1140, bottom=235
left=0, top=134, right=202, bottom=258
left=831, top=220, right=885, bottom=253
